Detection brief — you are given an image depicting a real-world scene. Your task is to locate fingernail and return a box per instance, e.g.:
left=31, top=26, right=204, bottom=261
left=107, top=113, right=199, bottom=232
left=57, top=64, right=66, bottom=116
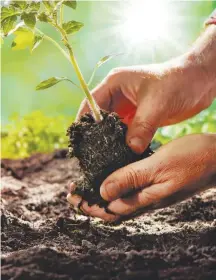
left=69, top=183, right=76, bottom=193
left=128, top=137, right=144, bottom=153
left=100, top=182, right=115, bottom=201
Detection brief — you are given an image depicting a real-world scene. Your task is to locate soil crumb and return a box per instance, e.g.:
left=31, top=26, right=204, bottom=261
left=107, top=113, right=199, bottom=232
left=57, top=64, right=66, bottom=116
left=1, top=151, right=216, bottom=280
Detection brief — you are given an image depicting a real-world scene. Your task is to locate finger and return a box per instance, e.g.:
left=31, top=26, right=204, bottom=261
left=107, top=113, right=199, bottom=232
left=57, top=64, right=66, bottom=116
left=126, top=101, right=158, bottom=154
left=67, top=193, right=118, bottom=222
left=76, top=71, right=137, bottom=122
left=107, top=181, right=173, bottom=216
left=100, top=157, right=153, bottom=201
left=68, top=182, right=76, bottom=193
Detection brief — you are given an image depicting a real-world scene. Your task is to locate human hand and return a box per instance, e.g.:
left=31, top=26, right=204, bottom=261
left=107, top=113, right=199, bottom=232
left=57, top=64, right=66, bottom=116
left=67, top=134, right=216, bottom=221
left=77, top=26, right=216, bottom=154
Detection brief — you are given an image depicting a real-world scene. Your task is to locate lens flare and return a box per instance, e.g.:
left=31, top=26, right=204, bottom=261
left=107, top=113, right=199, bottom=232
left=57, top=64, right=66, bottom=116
left=120, top=1, right=170, bottom=45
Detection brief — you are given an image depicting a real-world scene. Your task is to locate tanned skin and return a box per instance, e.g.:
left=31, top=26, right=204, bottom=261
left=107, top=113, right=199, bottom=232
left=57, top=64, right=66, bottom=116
left=67, top=25, right=216, bottom=222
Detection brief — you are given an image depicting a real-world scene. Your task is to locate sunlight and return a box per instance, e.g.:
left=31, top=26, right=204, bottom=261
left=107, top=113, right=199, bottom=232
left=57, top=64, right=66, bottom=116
left=120, top=1, right=170, bottom=45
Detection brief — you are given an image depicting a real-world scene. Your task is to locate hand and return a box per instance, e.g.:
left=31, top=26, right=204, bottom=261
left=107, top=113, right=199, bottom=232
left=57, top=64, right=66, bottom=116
left=77, top=26, right=216, bottom=154
left=67, top=134, right=216, bottom=221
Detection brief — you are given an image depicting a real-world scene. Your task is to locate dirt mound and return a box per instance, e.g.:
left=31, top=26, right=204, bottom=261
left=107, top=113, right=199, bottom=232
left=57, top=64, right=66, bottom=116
left=1, top=152, right=216, bottom=280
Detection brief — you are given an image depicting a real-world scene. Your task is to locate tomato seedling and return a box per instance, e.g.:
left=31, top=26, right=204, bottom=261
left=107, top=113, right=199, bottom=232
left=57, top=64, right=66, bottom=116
left=1, top=0, right=117, bottom=121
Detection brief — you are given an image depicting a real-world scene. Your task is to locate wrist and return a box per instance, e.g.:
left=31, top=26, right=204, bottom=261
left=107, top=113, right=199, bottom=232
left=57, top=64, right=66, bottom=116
left=170, top=53, right=215, bottom=104
left=184, top=25, right=216, bottom=98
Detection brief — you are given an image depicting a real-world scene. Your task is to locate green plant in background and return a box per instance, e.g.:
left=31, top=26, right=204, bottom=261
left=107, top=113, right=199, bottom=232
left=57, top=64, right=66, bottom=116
left=1, top=111, right=71, bottom=159
left=155, top=110, right=216, bottom=144
left=1, top=0, right=116, bottom=121
left=2, top=109, right=215, bottom=159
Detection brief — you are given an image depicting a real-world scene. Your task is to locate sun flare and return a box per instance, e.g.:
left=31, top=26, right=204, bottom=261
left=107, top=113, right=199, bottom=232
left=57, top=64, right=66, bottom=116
left=120, top=1, right=170, bottom=45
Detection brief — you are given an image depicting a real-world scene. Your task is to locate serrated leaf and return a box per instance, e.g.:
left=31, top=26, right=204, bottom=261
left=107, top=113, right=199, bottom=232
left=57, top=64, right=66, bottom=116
left=12, top=1, right=27, bottom=10
left=63, top=0, right=77, bottom=9
left=62, top=20, right=83, bottom=35
left=31, top=34, right=44, bottom=52
left=1, top=6, right=19, bottom=21
left=2, top=15, right=17, bottom=35
left=11, top=27, right=34, bottom=50
left=28, top=1, right=41, bottom=12
left=36, top=77, right=69, bottom=90
left=37, top=12, right=51, bottom=23
left=21, top=12, right=36, bottom=29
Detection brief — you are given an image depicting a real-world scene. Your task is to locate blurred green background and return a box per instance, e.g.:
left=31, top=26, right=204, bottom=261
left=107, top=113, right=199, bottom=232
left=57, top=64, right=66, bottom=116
left=1, top=1, right=216, bottom=158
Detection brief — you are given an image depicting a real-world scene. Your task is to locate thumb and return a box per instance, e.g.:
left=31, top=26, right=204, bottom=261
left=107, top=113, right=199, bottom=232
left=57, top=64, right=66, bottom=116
left=100, top=157, right=153, bottom=201
left=126, top=103, right=158, bottom=154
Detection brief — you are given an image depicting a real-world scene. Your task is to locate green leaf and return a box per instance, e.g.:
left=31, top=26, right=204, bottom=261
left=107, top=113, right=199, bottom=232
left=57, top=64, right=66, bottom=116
left=2, top=15, right=17, bottom=35
left=21, top=12, right=36, bottom=29
left=31, top=35, right=44, bottom=52
left=11, top=27, right=34, bottom=50
left=37, top=12, right=51, bottom=23
left=7, top=21, right=25, bottom=36
left=36, top=77, right=68, bottom=90
left=1, top=6, right=19, bottom=21
left=28, top=1, right=41, bottom=12
left=12, top=1, right=27, bottom=10
left=36, top=77, right=79, bottom=90
left=96, top=54, right=121, bottom=68
left=62, top=20, right=83, bottom=35
left=63, top=0, right=77, bottom=9
left=1, top=5, right=21, bottom=35
left=42, top=1, right=54, bottom=12
left=0, top=29, right=4, bottom=47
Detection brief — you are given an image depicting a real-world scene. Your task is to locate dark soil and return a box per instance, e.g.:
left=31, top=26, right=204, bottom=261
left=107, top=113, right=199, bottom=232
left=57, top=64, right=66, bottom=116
left=1, top=151, right=216, bottom=280
left=67, top=111, right=153, bottom=206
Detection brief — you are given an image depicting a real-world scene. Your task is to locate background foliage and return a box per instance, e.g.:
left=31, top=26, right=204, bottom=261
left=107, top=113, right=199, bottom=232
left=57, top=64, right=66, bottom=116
left=1, top=1, right=216, bottom=159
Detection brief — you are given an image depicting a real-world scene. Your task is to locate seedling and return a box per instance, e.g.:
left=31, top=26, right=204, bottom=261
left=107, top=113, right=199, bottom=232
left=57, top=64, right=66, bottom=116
left=1, top=1, right=153, bottom=208
left=1, top=0, right=116, bottom=121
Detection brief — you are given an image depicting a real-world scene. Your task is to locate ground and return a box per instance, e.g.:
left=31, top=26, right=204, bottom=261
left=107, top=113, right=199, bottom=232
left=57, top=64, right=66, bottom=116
left=1, top=151, right=216, bottom=280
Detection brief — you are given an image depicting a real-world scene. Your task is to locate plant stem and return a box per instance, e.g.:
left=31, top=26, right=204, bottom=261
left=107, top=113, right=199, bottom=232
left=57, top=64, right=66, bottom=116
left=59, top=4, right=64, bottom=26
left=35, top=28, right=70, bottom=61
left=65, top=78, right=81, bottom=89
left=69, top=52, right=102, bottom=121
left=88, top=65, right=97, bottom=87
left=55, top=25, right=102, bottom=122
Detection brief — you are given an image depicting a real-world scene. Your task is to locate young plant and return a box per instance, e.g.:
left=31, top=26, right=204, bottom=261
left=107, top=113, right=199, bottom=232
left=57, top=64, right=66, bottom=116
left=1, top=0, right=116, bottom=121
left=1, top=1, right=153, bottom=208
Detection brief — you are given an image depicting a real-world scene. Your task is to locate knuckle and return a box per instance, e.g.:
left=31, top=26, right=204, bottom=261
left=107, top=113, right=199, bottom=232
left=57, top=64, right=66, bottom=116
left=107, top=67, right=123, bottom=81
left=80, top=98, right=87, bottom=106
left=134, top=119, right=155, bottom=138
left=79, top=98, right=88, bottom=110
left=123, top=204, right=137, bottom=216
left=124, top=166, right=142, bottom=189
left=139, top=190, right=160, bottom=206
